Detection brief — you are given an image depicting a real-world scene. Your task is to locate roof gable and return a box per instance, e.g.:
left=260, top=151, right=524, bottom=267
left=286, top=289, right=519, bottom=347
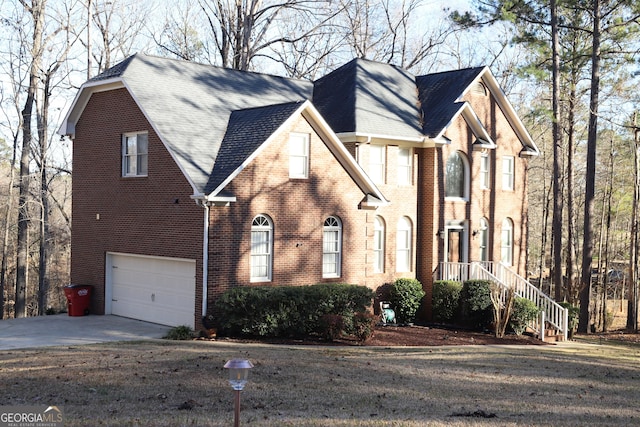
left=204, top=101, right=304, bottom=195
left=416, top=67, right=485, bottom=138
left=62, top=54, right=314, bottom=195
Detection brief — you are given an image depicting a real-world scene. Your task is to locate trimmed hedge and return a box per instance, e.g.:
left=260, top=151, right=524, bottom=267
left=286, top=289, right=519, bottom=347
left=432, top=280, right=463, bottom=323
left=388, top=278, right=425, bottom=324
left=460, top=280, right=493, bottom=330
left=212, top=283, right=374, bottom=339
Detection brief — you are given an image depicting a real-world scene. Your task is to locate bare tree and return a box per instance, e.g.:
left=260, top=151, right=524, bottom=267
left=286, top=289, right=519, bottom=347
left=13, top=0, right=47, bottom=318
left=196, top=0, right=332, bottom=70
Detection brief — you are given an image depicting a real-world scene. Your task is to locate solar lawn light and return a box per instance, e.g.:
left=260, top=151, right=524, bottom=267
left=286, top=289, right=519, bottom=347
left=224, top=359, right=254, bottom=427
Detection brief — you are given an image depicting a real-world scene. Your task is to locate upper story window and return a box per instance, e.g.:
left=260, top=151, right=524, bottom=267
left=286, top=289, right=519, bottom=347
left=373, top=216, right=385, bottom=273
left=502, top=156, right=515, bottom=191
left=445, top=151, right=469, bottom=200
left=251, top=215, right=273, bottom=282
left=397, top=148, right=412, bottom=185
left=501, top=218, right=514, bottom=266
left=479, top=217, right=489, bottom=262
left=289, top=133, right=309, bottom=179
left=323, top=216, right=342, bottom=278
left=369, top=145, right=386, bottom=184
left=396, top=216, right=412, bottom=272
left=122, top=132, right=148, bottom=177
left=480, top=153, right=490, bottom=189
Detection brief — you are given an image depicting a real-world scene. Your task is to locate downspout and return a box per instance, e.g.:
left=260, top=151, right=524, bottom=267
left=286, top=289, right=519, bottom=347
left=199, top=201, right=210, bottom=319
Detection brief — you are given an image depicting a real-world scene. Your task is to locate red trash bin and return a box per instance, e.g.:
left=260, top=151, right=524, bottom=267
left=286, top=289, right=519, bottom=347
left=63, top=285, right=92, bottom=316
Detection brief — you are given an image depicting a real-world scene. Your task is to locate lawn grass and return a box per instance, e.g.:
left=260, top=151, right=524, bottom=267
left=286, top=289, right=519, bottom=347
left=1, top=339, right=639, bottom=426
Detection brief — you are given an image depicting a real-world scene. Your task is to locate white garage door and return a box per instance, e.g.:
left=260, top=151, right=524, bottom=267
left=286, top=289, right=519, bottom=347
left=106, top=253, right=196, bottom=328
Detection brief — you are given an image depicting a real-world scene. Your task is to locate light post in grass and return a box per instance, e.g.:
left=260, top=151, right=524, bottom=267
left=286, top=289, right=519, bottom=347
left=224, top=359, right=254, bottom=427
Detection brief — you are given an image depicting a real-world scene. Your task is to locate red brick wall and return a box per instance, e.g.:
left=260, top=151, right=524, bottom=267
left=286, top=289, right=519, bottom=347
left=71, top=88, right=203, bottom=318
left=206, top=115, right=374, bottom=302
left=72, top=81, right=532, bottom=326
left=428, top=81, right=530, bottom=278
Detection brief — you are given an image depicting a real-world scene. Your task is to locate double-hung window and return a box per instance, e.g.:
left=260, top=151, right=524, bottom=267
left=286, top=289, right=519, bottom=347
left=397, top=148, right=412, bottom=185
left=502, top=156, right=515, bottom=191
left=369, top=145, right=386, bottom=184
left=323, top=216, right=342, bottom=278
left=480, top=153, right=490, bottom=189
left=122, top=132, right=148, bottom=177
left=289, top=133, right=309, bottom=178
left=251, top=215, right=273, bottom=282
left=396, top=217, right=412, bottom=272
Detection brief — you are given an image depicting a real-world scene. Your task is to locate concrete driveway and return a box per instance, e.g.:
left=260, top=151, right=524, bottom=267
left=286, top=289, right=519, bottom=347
left=0, top=314, right=170, bottom=350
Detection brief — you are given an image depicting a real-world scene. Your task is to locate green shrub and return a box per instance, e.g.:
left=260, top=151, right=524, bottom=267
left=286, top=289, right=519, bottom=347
left=320, top=314, right=345, bottom=341
left=163, top=325, right=194, bottom=340
left=509, top=297, right=540, bottom=335
left=388, top=278, right=425, bottom=324
left=212, top=283, right=374, bottom=339
left=460, top=280, right=493, bottom=330
left=432, top=280, right=462, bottom=323
left=351, top=311, right=377, bottom=342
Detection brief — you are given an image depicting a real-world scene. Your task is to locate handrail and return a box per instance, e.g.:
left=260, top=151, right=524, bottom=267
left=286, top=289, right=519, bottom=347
left=438, top=262, right=569, bottom=341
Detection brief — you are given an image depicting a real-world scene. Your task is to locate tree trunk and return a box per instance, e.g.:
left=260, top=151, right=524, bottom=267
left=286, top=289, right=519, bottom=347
left=578, top=0, right=601, bottom=334
left=628, top=118, right=640, bottom=331
left=551, top=0, right=564, bottom=303
left=566, top=82, right=578, bottom=304
left=16, top=2, right=42, bottom=317
left=37, top=72, right=52, bottom=315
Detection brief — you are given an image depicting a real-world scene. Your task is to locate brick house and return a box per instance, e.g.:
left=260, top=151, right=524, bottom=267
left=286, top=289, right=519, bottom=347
left=59, top=54, right=538, bottom=328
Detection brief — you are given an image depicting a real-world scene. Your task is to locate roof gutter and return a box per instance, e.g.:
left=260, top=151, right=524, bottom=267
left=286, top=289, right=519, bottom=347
left=335, top=132, right=426, bottom=146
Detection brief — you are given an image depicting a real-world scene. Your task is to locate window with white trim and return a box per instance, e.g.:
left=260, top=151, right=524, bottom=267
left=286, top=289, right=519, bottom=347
left=502, top=156, right=515, bottom=191
left=445, top=151, right=469, bottom=200
left=479, top=217, right=489, bottom=262
left=251, top=215, right=273, bottom=282
left=397, top=148, right=412, bottom=185
left=369, top=145, right=386, bottom=184
left=323, top=216, right=342, bottom=278
left=396, top=217, right=412, bottom=272
left=501, top=218, right=513, bottom=266
left=480, top=153, right=490, bottom=189
left=122, top=132, right=148, bottom=177
left=289, top=133, right=309, bottom=178
left=373, top=216, right=385, bottom=273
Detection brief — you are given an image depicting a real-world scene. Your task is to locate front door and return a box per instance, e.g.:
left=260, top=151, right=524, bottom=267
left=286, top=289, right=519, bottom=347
left=447, top=229, right=463, bottom=263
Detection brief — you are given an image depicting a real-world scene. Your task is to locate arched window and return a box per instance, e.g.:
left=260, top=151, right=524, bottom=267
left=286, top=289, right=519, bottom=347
left=472, top=81, right=488, bottom=96
left=323, top=216, right=342, bottom=278
left=396, top=217, right=412, bottom=272
left=251, top=215, right=273, bottom=282
left=445, top=151, right=469, bottom=200
left=479, top=217, right=489, bottom=262
left=501, top=218, right=514, bottom=266
left=374, top=216, right=385, bottom=273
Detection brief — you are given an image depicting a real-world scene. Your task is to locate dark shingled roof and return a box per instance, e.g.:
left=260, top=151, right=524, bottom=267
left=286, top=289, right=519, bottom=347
left=72, top=55, right=533, bottom=198
left=416, top=67, right=485, bottom=138
left=313, top=59, right=423, bottom=139
left=90, top=54, right=313, bottom=194
left=313, top=59, right=487, bottom=141
left=204, top=101, right=304, bottom=194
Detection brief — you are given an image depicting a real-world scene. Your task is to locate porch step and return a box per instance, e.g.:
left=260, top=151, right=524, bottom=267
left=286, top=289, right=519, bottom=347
left=542, top=328, right=565, bottom=342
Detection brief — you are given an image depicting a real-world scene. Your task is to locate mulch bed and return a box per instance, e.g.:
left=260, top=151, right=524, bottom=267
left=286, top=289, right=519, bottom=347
left=208, top=324, right=551, bottom=346
left=364, top=324, right=548, bottom=346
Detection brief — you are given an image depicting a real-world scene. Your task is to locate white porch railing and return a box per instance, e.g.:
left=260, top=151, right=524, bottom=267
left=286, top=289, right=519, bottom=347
left=437, top=262, right=569, bottom=342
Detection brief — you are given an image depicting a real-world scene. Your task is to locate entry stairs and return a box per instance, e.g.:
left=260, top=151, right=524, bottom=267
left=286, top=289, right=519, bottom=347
left=438, top=262, right=569, bottom=342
